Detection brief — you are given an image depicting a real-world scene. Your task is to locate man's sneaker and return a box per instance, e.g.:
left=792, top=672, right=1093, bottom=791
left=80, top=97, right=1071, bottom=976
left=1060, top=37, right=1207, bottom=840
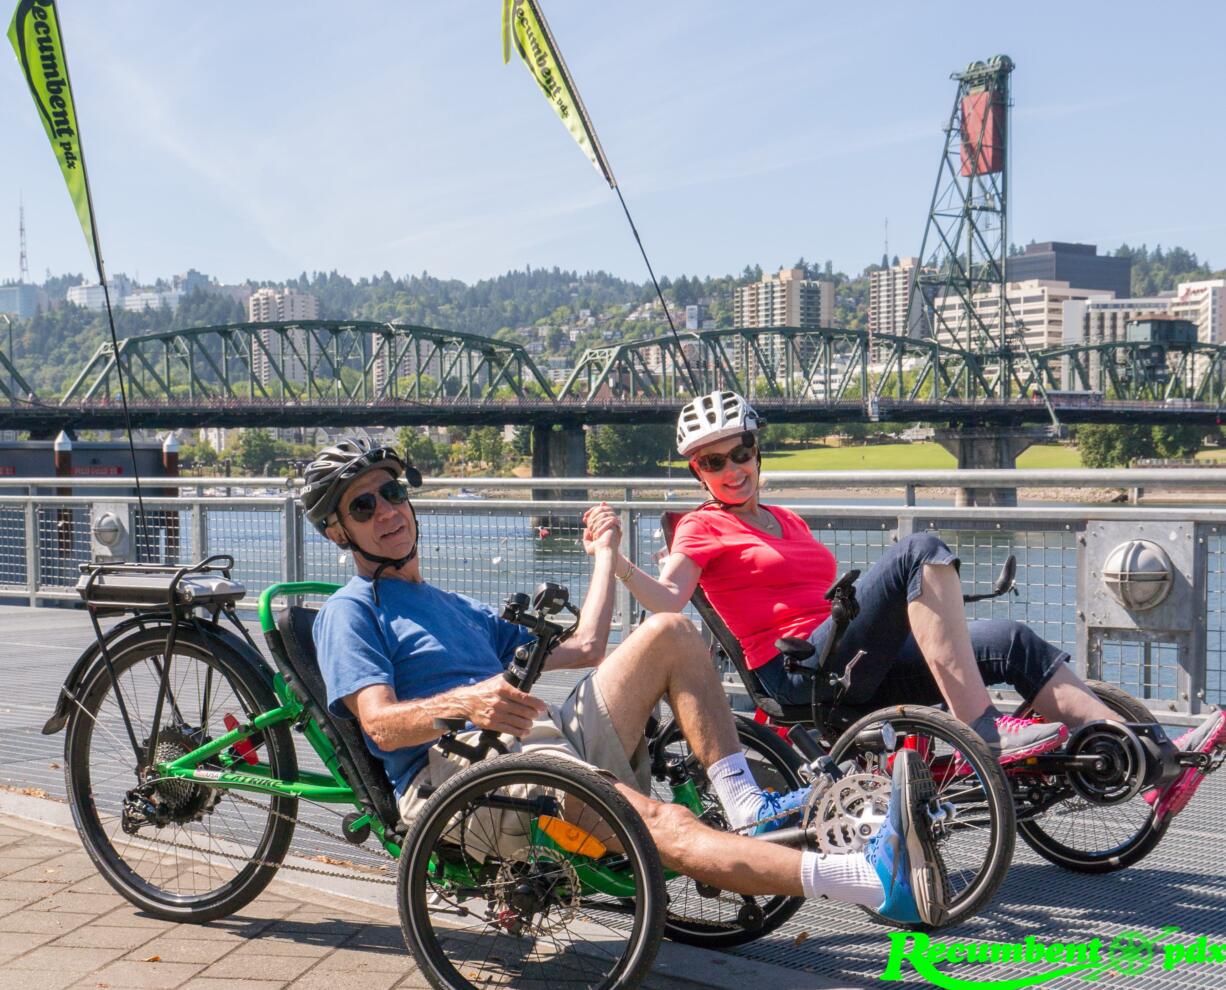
left=864, top=749, right=947, bottom=927
left=1143, top=710, right=1226, bottom=821
left=749, top=785, right=814, bottom=836
left=969, top=709, right=1068, bottom=765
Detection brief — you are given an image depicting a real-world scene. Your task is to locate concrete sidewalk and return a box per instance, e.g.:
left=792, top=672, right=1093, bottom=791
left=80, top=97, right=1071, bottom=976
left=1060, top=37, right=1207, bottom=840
left=0, top=811, right=751, bottom=990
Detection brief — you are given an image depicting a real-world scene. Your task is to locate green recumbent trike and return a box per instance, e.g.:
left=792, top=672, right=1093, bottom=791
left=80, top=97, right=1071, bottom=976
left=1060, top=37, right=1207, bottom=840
left=43, top=556, right=838, bottom=990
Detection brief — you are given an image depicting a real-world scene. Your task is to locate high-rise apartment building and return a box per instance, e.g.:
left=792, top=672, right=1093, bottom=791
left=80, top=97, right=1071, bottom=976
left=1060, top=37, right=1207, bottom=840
left=1006, top=242, right=1131, bottom=300
left=248, top=288, right=320, bottom=387
left=868, top=257, right=927, bottom=339
left=733, top=267, right=834, bottom=329
left=1171, top=280, right=1226, bottom=345
left=0, top=282, right=39, bottom=320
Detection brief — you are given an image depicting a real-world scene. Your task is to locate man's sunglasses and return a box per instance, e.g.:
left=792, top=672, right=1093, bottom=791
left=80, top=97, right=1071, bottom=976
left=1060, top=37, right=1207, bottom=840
left=345, top=479, right=410, bottom=522
left=692, top=437, right=757, bottom=474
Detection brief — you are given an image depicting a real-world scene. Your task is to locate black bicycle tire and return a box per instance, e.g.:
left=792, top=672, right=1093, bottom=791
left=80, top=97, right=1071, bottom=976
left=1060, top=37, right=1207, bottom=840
left=399, top=753, right=667, bottom=990
left=64, top=625, right=298, bottom=923
left=829, top=704, right=1016, bottom=929
left=651, top=712, right=808, bottom=947
left=1015, top=680, right=1171, bottom=873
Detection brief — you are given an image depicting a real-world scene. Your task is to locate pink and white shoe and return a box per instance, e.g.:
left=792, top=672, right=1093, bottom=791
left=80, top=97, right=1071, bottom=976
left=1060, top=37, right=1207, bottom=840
left=1143, top=711, right=1226, bottom=822
left=955, top=710, right=1067, bottom=774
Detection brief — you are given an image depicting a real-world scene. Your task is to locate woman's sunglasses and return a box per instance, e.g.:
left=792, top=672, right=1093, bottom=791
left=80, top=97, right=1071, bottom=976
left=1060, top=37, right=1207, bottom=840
left=692, top=438, right=757, bottom=474
left=345, top=478, right=410, bottom=523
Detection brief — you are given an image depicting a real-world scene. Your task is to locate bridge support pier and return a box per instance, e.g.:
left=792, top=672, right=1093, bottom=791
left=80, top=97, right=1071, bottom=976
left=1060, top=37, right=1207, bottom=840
left=531, top=425, right=587, bottom=528
left=934, top=427, right=1048, bottom=507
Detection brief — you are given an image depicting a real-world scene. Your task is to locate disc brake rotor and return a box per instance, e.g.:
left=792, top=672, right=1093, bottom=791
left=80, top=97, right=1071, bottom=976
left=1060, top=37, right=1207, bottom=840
left=812, top=773, right=891, bottom=855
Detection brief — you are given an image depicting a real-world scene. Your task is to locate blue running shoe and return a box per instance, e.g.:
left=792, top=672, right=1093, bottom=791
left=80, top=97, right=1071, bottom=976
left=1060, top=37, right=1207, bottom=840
left=863, top=749, right=947, bottom=927
left=749, top=785, right=814, bottom=836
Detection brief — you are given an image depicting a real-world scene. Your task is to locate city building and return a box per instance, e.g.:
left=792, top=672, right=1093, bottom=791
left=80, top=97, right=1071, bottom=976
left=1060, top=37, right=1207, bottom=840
left=934, top=278, right=1114, bottom=351
left=733, top=267, right=834, bottom=329
left=247, top=286, right=319, bottom=323
left=0, top=282, right=39, bottom=320
left=248, top=288, right=321, bottom=387
left=868, top=256, right=927, bottom=339
left=1062, top=295, right=1173, bottom=387
left=66, top=276, right=133, bottom=310
left=122, top=289, right=183, bottom=313
left=1005, top=242, right=1131, bottom=300
left=1171, top=279, right=1225, bottom=345
left=685, top=303, right=708, bottom=330
left=173, top=269, right=212, bottom=294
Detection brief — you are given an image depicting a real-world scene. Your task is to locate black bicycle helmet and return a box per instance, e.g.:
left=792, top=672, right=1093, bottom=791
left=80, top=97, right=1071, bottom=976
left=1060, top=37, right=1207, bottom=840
left=300, top=436, right=422, bottom=535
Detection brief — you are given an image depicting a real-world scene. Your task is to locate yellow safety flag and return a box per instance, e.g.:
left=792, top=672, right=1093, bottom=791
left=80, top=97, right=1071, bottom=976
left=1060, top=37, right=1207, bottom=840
left=503, top=0, right=616, bottom=188
left=8, top=0, right=102, bottom=272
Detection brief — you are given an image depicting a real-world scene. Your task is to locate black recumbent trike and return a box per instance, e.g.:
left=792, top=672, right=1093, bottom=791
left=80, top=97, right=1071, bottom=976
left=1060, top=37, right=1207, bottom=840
left=659, top=511, right=1221, bottom=930
left=44, top=555, right=935, bottom=990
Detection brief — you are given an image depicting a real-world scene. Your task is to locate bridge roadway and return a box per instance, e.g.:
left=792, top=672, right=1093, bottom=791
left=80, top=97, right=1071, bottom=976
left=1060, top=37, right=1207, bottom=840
left=2, top=605, right=1224, bottom=988
left=5, top=395, right=1225, bottom=433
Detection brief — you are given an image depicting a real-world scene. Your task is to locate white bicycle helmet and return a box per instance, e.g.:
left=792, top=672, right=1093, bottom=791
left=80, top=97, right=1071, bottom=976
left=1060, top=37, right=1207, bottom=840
left=676, top=390, right=762, bottom=456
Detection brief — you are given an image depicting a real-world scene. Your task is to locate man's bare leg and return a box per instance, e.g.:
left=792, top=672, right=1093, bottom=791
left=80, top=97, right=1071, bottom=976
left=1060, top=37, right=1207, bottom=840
left=593, top=612, right=740, bottom=769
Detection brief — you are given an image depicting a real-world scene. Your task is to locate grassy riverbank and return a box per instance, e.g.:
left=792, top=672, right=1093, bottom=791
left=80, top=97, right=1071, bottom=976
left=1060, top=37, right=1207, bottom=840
left=759, top=442, right=1084, bottom=471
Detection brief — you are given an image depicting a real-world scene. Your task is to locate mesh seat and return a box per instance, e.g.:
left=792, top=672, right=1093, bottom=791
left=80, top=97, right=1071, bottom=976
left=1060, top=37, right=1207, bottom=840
left=661, top=511, right=813, bottom=727
left=265, top=607, right=403, bottom=832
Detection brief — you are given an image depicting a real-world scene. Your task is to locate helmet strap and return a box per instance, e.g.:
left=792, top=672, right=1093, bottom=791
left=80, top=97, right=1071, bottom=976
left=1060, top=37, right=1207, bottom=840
left=337, top=501, right=422, bottom=607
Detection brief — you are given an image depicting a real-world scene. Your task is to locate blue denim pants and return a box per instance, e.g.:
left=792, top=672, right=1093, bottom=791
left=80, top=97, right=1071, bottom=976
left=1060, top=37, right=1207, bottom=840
left=755, top=533, right=1069, bottom=709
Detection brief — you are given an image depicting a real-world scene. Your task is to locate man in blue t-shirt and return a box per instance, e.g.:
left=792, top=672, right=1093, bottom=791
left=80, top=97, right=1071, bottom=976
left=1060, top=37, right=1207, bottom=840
left=298, top=436, right=951, bottom=926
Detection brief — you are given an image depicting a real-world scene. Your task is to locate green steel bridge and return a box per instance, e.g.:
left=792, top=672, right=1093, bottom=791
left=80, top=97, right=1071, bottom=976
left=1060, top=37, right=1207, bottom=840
left=1, top=320, right=1225, bottom=433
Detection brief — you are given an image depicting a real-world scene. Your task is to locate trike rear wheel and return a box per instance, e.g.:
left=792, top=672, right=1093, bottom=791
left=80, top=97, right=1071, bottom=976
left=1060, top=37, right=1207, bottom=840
left=399, top=753, right=666, bottom=990
left=64, top=626, right=298, bottom=923
left=1014, top=679, right=1170, bottom=873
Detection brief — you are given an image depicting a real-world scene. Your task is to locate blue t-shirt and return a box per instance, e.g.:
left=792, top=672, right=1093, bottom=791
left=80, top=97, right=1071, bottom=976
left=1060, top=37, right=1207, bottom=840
left=313, top=576, right=535, bottom=799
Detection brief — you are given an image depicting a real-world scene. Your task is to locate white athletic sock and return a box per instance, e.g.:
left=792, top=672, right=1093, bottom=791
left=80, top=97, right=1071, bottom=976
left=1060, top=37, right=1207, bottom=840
left=800, top=851, right=883, bottom=908
left=706, top=752, right=762, bottom=829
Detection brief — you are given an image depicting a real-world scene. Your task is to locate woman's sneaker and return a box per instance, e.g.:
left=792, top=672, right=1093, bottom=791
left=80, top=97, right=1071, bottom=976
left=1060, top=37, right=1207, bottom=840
left=864, top=749, right=947, bottom=927
left=968, top=709, right=1068, bottom=765
left=1143, top=711, right=1226, bottom=822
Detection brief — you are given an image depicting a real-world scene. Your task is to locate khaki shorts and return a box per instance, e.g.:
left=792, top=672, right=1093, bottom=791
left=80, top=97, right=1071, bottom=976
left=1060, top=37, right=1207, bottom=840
left=397, top=671, right=652, bottom=861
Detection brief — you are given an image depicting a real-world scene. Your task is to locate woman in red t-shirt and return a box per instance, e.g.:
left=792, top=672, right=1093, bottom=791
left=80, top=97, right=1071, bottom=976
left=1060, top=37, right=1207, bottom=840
left=606, top=390, right=1134, bottom=767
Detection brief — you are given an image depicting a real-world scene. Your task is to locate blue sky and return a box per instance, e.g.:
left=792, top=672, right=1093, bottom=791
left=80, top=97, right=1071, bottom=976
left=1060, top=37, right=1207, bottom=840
left=2, top=1, right=1223, bottom=287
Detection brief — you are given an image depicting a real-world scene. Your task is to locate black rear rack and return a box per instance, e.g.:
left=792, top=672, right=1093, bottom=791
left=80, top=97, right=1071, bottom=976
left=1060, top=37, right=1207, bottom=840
left=76, top=554, right=246, bottom=615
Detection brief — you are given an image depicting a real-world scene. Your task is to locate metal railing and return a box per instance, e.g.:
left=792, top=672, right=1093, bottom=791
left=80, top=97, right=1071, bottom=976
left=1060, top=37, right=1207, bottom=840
left=4, top=469, right=1226, bottom=721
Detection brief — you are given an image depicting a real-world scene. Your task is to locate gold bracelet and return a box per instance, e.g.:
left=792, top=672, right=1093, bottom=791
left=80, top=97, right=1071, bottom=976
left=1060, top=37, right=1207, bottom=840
left=616, top=559, right=634, bottom=582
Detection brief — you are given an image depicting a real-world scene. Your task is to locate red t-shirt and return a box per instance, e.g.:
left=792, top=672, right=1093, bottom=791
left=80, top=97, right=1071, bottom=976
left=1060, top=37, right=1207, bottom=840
left=671, top=504, right=836, bottom=669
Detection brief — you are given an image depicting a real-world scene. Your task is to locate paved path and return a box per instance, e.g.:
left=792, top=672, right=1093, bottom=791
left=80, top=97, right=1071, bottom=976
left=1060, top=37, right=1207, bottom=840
left=0, top=811, right=743, bottom=990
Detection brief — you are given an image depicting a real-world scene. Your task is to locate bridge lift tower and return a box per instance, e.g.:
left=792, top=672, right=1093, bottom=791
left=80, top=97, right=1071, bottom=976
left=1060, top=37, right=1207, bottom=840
left=910, top=55, right=1057, bottom=504
left=909, top=56, right=1056, bottom=425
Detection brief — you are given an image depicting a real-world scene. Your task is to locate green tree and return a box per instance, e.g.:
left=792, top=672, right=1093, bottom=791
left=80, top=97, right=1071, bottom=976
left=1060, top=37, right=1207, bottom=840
left=180, top=441, right=218, bottom=470
left=236, top=429, right=286, bottom=474
left=1073, top=424, right=1156, bottom=468
left=1151, top=423, right=1205, bottom=460
left=396, top=427, right=445, bottom=474
left=587, top=424, right=673, bottom=476
left=464, top=426, right=505, bottom=469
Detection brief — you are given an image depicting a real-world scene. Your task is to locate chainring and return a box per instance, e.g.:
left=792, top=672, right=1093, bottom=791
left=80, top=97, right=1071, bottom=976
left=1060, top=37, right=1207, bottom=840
left=811, top=773, right=891, bottom=855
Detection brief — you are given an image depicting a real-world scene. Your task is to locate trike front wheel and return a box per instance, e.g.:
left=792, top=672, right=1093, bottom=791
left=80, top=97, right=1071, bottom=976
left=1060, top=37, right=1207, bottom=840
left=64, top=625, right=298, bottom=923
left=399, top=753, right=666, bottom=990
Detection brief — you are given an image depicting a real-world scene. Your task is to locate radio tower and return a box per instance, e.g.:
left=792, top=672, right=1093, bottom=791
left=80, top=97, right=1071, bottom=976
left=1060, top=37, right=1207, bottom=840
left=18, top=194, right=30, bottom=284
left=907, top=56, right=1056, bottom=423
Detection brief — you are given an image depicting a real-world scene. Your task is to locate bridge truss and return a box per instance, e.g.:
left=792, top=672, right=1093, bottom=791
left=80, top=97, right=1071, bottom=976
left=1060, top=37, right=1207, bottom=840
left=59, top=321, right=555, bottom=406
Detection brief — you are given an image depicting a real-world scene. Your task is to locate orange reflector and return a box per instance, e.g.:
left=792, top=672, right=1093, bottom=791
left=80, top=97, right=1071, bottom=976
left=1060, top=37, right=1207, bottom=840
left=537, top=815, right=607, bottom=858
